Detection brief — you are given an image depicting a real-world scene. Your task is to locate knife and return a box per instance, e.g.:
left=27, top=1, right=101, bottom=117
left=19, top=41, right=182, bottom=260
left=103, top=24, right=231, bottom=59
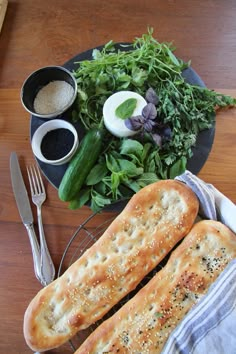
left=10, top=152, right=46, bottom=286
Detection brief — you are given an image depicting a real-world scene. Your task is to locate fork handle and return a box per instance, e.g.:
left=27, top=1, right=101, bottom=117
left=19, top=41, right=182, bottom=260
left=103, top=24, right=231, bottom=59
left=37, top=207, right=55, bottom=285
left=24, top=223, right=45, bottom=285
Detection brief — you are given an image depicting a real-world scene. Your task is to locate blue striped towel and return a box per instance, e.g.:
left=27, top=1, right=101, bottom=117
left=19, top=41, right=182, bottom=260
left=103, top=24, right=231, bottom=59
left=161, top=171, right=236, bottom=354
left=176, top=170, right=236, bottom=233
left=162, top=259, right=236, bottom=354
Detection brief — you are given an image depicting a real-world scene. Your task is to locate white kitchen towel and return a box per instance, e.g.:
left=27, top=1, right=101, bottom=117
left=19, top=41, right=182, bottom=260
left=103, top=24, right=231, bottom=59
left=161, top=171, right=236, bottom=354
left=176, top=170, right=236, bottom=233
left=162, top=259, right=236, bottom=354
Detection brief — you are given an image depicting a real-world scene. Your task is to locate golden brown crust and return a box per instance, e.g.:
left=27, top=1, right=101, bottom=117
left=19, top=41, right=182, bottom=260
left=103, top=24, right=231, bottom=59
left=23, top=180, right=199, bottom=351
left=76, top=220, right=236, bottom=354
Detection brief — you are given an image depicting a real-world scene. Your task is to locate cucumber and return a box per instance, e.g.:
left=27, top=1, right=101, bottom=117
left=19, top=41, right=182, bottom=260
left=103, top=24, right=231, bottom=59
left=58, top=128, right=103, bottom=202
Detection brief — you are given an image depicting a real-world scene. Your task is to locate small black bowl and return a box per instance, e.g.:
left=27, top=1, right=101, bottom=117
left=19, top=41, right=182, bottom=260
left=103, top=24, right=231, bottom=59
left=21, top=65, right=78, bottom=119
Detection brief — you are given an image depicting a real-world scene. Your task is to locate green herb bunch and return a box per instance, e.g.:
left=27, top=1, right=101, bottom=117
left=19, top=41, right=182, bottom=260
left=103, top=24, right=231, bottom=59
left=70, top=28, right=236, bottom=211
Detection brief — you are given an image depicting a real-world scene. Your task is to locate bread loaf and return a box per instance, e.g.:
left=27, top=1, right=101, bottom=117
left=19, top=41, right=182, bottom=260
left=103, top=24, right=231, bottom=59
left=23, top=180, right=199, bottom=351
left=76, top=220, right=236, bottom=354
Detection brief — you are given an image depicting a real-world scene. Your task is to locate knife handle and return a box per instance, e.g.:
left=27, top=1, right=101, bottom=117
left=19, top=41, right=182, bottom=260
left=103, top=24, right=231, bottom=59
left=24, top=223, right=46, bottom=286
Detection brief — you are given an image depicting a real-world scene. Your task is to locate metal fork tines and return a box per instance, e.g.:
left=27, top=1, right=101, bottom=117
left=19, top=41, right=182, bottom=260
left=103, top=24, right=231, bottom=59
left=27, top=164, right=55, bottom=285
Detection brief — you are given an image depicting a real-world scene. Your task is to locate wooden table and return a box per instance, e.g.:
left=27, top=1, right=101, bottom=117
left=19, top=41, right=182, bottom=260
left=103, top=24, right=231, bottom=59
left=0, top=1, right=236, bottom=353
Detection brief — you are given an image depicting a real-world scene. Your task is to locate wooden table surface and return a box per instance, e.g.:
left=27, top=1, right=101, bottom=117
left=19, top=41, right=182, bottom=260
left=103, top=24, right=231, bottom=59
left=0, top=1, right=236, bottom=353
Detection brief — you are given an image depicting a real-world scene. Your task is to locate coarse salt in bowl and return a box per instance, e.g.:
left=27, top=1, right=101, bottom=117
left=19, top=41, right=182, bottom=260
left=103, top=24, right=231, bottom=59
left=31, top=119, right=79, bottom=165
left=21, top=66, right=78, bottom=119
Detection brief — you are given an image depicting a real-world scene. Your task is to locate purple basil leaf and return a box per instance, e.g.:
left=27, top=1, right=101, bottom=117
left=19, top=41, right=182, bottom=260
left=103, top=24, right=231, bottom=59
left=145, top=88, right=159, bottom=105
left=142, top=103, right=157, bottom=120
left=162, top=126, right=172, bottom=140
left=144, top=120, right=156, bottom=132
left=125, top=115, right=143, bottom=131
left=151, top=133, right=162, bottom=147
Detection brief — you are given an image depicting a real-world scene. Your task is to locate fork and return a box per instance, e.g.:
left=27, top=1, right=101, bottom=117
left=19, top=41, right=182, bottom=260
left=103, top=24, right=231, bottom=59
left=27, top=164, right=55, bottom=286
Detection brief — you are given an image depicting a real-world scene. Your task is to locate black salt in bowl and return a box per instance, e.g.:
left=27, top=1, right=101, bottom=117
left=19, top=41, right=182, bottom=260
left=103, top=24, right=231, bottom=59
left=31, top=119, right=79, bottom=165
left=21, top=66, right=78, bottom=119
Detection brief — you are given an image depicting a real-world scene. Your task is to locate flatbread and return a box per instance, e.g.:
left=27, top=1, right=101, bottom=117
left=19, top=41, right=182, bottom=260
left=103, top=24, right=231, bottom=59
left=23, top=180, right=199, bottom=351
left=75, top=220, right=236, bottom=353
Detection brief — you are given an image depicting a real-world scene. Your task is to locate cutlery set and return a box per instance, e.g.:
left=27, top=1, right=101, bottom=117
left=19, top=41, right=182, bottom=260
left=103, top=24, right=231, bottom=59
left=10, top=152, right=55, bottom=286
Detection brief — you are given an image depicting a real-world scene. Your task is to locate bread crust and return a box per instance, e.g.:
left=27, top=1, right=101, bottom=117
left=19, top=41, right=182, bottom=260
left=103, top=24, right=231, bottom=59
left=23, top=180, right=199, bottom=351
left=76, top=220, right=236, bottom=354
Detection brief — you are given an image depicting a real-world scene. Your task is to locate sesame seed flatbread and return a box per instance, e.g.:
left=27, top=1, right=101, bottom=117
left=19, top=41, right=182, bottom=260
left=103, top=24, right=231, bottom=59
left=23, top=180, right=199, bottom=352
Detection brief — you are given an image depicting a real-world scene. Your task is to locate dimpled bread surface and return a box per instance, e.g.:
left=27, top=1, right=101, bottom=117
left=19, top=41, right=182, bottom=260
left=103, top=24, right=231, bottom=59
left=75, top=220, right=236, bottom=354
left=23, top=180, right=199, bottom=352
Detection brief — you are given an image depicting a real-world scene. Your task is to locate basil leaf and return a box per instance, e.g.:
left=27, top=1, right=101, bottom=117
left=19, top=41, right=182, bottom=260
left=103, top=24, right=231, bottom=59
left=106, top=154, right=120, bottom=172
left=145, top=151, right=157, bottom=173
left=169, top=156, right=187, bottom=179
left=118, top=159, right=143, bottom=177
left=141, top=143, right=153, bottom=163
left=111, top=172, right=122, bottom=198
left=125, top=116, right=143, bottom=131
left=90, top=190, right=112, bottom=212
left=120, top=139, right=144, bottom=161
left=123, top=179, right=141, bottom=193
left=136, top=172, right=159, bottom=187
left=142, top=103, right=157, bottom=120
left=94, top=181, right=107, bottom=195
left=145, top=87, right=159, bottom=105
left=86, top=163, right=108, bottom=186
left=69, top=188, right=91, bottom=210
left=115, top=98, right=137, bottom=119
left=91, top=190, right=111, bottom=208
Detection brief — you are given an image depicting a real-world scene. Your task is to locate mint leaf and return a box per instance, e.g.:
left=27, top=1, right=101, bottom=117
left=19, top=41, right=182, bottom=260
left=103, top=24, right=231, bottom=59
left=115, top=98, right=137, bottom=119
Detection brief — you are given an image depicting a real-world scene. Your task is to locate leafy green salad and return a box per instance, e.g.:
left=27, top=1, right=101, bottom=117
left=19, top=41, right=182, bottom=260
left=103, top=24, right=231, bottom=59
left=59, top=29, right=236, bottom=212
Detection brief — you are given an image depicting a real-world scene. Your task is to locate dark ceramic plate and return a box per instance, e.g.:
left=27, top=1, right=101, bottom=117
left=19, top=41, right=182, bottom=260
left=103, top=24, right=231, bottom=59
left=30, top=43, right=215, bottom=204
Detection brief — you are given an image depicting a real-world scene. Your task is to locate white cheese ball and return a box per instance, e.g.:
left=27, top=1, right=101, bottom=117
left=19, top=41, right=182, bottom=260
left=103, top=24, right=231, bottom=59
left=103, top=91, right=147, bottom=138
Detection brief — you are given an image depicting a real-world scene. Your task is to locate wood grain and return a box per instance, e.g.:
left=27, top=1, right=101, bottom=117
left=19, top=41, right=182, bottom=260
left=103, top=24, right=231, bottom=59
left=0, top=0, right=7, bottom=32
left=0, top=1, right=236, bottom=353
left=1, top=0, right=236, bottom=89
